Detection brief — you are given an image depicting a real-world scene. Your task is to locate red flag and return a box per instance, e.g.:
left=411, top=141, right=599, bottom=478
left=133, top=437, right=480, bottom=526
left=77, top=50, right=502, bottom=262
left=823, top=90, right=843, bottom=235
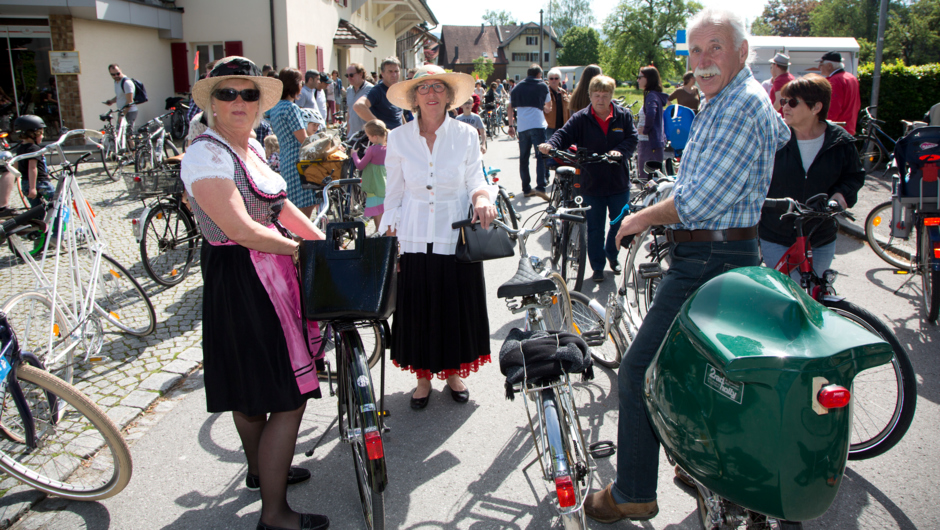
left=193, top=51, right=200, bottom=71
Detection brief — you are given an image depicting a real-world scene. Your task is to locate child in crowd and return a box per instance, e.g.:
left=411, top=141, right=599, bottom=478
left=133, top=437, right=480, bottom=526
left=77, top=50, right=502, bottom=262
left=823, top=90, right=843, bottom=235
left=455, top=99, right=487, bottom=154
left=351, top=119, right=387, bottom=229
left=264, top=134, right=280, bottom=172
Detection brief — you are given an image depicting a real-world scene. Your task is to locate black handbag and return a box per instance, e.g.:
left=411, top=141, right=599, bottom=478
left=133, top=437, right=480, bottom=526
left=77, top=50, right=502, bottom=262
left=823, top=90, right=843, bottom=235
left=454, top=208, right=515, bottom=263
left=299, top=222, right=398, bottom=321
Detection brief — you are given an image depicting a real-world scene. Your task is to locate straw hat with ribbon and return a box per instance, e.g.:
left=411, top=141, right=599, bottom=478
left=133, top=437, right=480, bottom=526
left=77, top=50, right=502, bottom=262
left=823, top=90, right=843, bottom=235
left=191, top=56, right=282, bottom=114
left=386, top=64, right=476, bottom=112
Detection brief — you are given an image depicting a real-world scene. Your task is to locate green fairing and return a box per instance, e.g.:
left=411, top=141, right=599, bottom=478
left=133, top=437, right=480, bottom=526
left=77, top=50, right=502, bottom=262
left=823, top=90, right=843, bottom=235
left=644, top=267, right=894, bottom=522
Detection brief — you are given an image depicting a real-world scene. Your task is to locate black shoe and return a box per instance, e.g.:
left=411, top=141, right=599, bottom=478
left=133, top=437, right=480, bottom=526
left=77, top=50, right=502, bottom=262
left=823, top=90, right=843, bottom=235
left=593, top=271, right=605, bottom=282
left=609, top=262, right=622, bottom=275
left=410, top=388, right=431, bottom=409
left=257, top=513, right=330, bottom=530
left=449, top=385, right=470, bottom=403
left=246, top=466, right=311, bottom=491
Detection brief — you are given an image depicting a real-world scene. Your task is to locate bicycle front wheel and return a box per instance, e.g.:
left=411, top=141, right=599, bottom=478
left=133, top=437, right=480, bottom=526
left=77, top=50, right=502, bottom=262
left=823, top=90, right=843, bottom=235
left=340, top=329, right=386, bottom=530
left=919, top=223, right=940, bottom=323
left=0, top=291, right=82, bottom=384
left=541, top=388, right=588, bottom=530
left=561, top=222, right=587, bottom=293
left=544, top=272, right=573, bottom=333
left=858, top=137, right=883, bottom=172
left=85, top=253, right=157, bottom=336
left=0, top=363, right=132, bottom=500
left=97, top=144, right=116, bottom=181
left=570, top=291, right=625, bottom=369
left=821, top=299, right=917, bottom=460
left=163, top=138, right=181, bottom=160
left=864, top=200, right=915, bottom=270
left=140, top=202, right=198, bottom=286
left=496, top=189, right=519, bottom=231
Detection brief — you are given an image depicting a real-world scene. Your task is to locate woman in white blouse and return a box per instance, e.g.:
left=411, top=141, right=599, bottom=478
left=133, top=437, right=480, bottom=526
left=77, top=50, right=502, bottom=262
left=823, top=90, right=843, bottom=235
left=380, top=65, right=497, bottom=410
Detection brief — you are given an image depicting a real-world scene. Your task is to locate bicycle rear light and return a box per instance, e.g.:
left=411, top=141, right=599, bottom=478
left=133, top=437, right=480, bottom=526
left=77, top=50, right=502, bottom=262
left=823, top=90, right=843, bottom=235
left=817, top=385, right=851, bottom=409
left=933, top=241, right=940, bottom=259
left=555, top=475, right=577, bottom=508
left=924, top=217, right=940, bottom=226
left=364, top=430, right=384, bottom=460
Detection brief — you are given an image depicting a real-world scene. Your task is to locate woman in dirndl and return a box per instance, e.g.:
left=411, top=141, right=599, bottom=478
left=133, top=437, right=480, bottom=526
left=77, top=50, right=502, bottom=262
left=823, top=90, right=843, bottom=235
left=181, top=56, right=329, bottom=530
left=380, top=64, right=498, bottom=409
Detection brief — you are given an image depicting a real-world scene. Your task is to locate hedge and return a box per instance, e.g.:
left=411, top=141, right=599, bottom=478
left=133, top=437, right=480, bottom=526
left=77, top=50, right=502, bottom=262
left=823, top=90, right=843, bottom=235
left=858, top=61, right=940, bottom=141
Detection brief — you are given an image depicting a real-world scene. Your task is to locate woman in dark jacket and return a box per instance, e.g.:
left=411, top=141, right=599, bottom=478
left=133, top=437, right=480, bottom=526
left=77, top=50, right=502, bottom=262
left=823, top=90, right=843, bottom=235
left=540, top=75, right=639, bottom=283
left=760, top=74, right=864, bottom=277
left=636, top=66, right=669, bottom=180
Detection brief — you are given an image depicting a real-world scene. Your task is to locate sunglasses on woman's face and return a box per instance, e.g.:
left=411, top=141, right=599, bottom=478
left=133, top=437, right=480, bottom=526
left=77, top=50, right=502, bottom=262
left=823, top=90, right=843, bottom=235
left=213, top=88, right=261, bottom=102
left=778, top=98, right=803, bottom=108
left=416, top=83, right=446, bottom=95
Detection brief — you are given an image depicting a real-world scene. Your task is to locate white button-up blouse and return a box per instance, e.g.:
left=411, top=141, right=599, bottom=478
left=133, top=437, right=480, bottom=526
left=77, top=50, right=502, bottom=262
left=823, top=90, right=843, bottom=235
left=378, top=116, right=497, bottom=254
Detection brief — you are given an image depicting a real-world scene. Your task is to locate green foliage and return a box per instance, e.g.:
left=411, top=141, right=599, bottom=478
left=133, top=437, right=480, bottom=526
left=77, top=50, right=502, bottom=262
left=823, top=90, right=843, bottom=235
left=557, top=26, right=601, bottom=66
left=857, top=61, right=940, bottom=139
left=545, top=0, right=596, bottom=38
left=809, top=0, right=881, bottom=43
left=472, top=56, right=495, bottom=82
left=753, top=0, right=819, bottom=36
left=885, top=0, right=940, bottom=65
left=601, top=0, right=702, bottom=82
left=482, top=9, right=516, bottom=25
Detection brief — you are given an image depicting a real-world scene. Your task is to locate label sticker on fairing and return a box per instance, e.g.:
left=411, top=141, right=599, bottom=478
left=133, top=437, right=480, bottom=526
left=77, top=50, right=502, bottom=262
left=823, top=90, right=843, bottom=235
left=704, top=364, right=743, bottom=404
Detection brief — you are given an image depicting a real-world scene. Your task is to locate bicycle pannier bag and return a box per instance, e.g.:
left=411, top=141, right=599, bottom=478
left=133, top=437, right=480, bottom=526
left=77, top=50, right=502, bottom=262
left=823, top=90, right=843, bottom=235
left=299, top=222, right=398, bottom=321
left=454, top=209, right=515, bottom=263
left=894, top=125, right=940, bottom=204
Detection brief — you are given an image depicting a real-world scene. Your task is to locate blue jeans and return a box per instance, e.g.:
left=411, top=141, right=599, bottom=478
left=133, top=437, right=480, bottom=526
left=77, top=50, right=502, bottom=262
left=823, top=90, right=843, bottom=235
left=581, top=192, right=630, bottom=274
left=759, top=238, right=836, bottom=281
left=612, top=238, right=761, bottom=504
left=517, top=127, right=548, bottom=192
left=21, top=179, right=54, bottom=209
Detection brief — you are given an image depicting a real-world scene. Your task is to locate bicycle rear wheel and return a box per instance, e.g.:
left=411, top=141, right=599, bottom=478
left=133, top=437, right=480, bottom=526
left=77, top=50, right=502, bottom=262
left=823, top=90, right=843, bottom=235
left=858, top=137, right=883, bottom=173
left=0, top=291, right=87, bottom=384
left=561, top=222, right=587, bottom=293
left=821, top=299, right=916, bottom=460
left=0, top=363, right=132, bottom=500
left=163, top=138, right=181, bottom=160
left=79, top=252, right=157, bottom=336
left=570, top=291, right=625, bottom=369
left=339, top=328, right=386, bottom=530
left=140, top=202, right=198, bottom=286
left=864, top=200, right=915, bottom=270
left=496, top=189, right=519, bottom=231
left=541, top=388, right=588, bottom=530
left=919, top=223, right=940, bottom=323
left=544, top=272, right=573, bottom=333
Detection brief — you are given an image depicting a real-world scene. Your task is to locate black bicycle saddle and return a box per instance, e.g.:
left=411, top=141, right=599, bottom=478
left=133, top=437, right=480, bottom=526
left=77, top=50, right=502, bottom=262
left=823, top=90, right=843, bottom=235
left=497, top=257, right=556, bottom=298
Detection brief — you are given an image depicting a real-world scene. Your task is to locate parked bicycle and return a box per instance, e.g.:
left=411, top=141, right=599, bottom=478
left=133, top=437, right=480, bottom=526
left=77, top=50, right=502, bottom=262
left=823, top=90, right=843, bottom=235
left=482, top=164, right=520, bottom=231
left=0, top=310, right=133, bottom=500
left=164, top=96, right=190, bottom=141
left=97, top=104, right=134, bottom=182
left=855, top=106, right=900, bottom=172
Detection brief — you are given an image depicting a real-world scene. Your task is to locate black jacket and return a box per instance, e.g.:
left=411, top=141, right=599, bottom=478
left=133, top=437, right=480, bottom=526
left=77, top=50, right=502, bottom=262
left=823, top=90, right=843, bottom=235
left=547, top=104, right=639, bottom=197
left=760, top=123, right=865, bottom=247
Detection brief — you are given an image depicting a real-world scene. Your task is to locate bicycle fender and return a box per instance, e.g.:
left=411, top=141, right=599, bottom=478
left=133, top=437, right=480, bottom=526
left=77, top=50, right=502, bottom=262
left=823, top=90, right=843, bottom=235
left=820, top=294, right=846, bottom=303
left=133, top=204, right=152, bottom=243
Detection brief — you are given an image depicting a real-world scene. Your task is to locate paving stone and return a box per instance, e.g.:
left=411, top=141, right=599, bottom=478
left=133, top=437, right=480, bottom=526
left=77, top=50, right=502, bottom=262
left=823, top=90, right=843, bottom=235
left=97, top=396, right=120, bottom=407
left=178, top=347, right=203, bottom=362
left=105, top=406, right=140, bottom=429
left=122, top=390, right=159, bottom=410
left=139, top=372, right=182, bottom=393
left=162, top=359, right=198, bottom=375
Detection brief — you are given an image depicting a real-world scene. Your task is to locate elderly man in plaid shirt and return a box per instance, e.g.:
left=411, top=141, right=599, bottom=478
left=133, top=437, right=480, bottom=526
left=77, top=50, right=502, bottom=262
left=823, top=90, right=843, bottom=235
left=584, top=7, right=791, bottom=524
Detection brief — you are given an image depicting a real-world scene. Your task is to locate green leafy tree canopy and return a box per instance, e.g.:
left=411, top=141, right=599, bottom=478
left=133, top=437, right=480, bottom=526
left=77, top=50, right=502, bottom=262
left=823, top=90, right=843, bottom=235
left=557, top=26, right=601, bottom=66
left=602, top=0, right=701, bottom=82
left=472, top=56, right=495, bottom=82
left=545, top=0, right=596, bottom=38
left=751, top=0, right=819, bottom=36
left=483, top=9, right=517, bottom=26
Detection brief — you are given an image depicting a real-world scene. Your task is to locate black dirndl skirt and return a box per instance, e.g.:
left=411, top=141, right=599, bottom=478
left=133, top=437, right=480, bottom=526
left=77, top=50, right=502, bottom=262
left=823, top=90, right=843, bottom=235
left=391, top=245, right=491, bottom=379
left=201, top=244, right=320, bottom=416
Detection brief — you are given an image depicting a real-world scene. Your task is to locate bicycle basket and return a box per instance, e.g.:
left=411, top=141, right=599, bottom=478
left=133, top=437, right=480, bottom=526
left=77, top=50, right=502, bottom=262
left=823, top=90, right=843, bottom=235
left=298, top=151, right=347, bottom=186
left=894, top=125, right=940, bottom=204
left=298, top=222, right=398, bottom=321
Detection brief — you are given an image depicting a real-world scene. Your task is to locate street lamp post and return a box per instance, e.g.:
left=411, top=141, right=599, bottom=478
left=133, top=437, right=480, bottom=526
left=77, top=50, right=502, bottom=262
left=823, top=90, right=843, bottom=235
left=539, top=9, right=544, bottom=68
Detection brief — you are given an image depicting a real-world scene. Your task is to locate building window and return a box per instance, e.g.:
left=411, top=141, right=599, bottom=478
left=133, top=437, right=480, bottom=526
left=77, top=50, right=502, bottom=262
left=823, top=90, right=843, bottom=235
left=526, top=36, right=538, bottom=46
left=195, top=43, right=225, bottom=77
left=545, top=52, right=550, bottom=63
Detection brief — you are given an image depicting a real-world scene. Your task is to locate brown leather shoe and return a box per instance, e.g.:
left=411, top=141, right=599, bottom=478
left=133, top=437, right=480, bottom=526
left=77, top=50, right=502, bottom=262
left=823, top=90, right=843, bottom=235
left=584, top=483, right=658, bottom=523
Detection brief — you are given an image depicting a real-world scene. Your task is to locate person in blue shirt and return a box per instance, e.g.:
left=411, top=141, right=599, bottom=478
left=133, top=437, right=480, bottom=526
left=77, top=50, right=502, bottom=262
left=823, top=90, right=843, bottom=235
left=353, top=56, right=403, bottom=130
left=583, top=8, right=791, bottom=524
left=507, top=64, right=552, bottom=200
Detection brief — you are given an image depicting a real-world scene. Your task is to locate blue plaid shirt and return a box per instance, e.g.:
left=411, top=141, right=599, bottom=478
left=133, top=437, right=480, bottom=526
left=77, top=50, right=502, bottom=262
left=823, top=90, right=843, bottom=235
left=671, top=67, right=790, bottom=230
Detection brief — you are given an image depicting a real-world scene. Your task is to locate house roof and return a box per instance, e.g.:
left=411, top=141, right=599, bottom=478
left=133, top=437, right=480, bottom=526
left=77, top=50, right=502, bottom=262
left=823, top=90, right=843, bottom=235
left=334, top=19, right=377, bottom=49
left=439, top=25, right=514, bottom=65
left=500, top=22, right=563, bottom=48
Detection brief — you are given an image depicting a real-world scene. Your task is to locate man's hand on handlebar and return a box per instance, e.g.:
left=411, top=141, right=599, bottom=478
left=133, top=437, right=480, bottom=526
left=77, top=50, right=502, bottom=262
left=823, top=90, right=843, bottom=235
left=608, top=150, right=622, bottom=160
left=615, top=214, right=650, bottom=250
left=830, top=192, right=847, bottom=210
left=538, top=143, right=552, bottom=155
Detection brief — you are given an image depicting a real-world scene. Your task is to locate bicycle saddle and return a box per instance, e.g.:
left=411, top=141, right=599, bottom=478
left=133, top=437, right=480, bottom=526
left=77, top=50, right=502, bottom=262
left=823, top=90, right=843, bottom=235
left=497, top=257, right=556, bottom=298
left=164, top=154, right=184, bottom=165
left=555, top=166, right=576, bottom=177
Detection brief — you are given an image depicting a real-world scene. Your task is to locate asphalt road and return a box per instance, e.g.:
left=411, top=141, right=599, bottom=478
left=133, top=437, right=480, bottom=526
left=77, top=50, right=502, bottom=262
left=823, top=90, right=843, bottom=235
left=9, top=133, right=940, bottom=530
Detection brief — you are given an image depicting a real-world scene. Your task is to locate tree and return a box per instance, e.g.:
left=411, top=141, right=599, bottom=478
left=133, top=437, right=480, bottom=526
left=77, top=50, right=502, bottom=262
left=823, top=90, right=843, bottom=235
left=809, top=0, right=881, bottom=44
left=557, top=26, right=601, bottom=66
left=601, top=0, right=702, bottom=82
left=751, top=0, right=819, bottom=36
left=545, top=0, right=596, bottom=38
left=472, top=56, right=495, bottom=81
left=483, top=9, right=517, bottom=26
left=885, top=0, right=940, bottom=65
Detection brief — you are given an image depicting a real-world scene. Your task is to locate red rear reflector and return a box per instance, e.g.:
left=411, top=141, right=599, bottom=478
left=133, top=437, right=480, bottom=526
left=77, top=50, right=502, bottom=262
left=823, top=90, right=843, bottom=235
left=364, top=431, right=384, bottom=460
left=817, top=385, right=851, bottom=409
left=925, top=217, right=940, bottom=226
left=131, top=219, right=138, bottom=225
left=170, top=107, right=176, bottom=111
left=555, top=475, right=576, bottom=508
left=493, top=177, right=499, bottom=182
left=134, top=176, right=141, bottom=182
left=933, top=243, right=940, bottom=259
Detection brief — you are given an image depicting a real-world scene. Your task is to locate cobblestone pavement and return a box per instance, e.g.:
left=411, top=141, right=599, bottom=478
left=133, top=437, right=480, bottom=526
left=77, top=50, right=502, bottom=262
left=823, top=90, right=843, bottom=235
left=0, top=154, right=205, bottom=526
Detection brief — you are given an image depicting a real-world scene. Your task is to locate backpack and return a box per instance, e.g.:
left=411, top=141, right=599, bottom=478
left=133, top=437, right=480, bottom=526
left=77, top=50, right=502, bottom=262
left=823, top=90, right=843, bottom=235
left=121, top=77, right=148, bottom=105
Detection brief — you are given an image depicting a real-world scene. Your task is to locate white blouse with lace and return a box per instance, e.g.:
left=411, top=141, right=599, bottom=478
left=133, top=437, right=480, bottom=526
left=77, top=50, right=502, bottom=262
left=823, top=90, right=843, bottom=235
left=180, top=128, right=286, bottom=196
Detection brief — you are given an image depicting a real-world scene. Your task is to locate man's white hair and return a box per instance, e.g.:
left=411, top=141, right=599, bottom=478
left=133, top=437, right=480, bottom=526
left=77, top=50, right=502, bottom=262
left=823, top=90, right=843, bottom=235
left=822, top=60, right=845, bottom=71
left=547, top=67, right=562, bottom=79
left=686, top=8, right=755, bottom=65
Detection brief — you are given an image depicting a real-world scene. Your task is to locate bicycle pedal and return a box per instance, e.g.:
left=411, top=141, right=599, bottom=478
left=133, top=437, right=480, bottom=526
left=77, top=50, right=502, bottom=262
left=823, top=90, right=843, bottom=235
left=637, top=262, right=663, bottom=279
left=588, top=440, right=616, bottom=459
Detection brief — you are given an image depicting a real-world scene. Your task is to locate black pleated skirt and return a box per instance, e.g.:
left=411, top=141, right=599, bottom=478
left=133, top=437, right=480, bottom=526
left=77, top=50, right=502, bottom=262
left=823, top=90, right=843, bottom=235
left=391, top=246, right=491, bottom=379
left=201, top=244, right=320, bottom=416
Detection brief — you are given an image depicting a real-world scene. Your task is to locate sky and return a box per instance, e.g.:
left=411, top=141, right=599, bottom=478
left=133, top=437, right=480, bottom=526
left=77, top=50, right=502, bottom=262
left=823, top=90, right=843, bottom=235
left=424, top=0, right=767, bottom=32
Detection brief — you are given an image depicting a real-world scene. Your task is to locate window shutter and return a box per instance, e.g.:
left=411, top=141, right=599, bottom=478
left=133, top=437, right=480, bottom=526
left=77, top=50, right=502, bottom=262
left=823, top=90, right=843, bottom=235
left=316, top=47, right=324, bottom=72
left=224, top=40, right=243, bottom=57
left=298, top=44, right=307, bottom=72
left=170, top=42, right=190, bottom=94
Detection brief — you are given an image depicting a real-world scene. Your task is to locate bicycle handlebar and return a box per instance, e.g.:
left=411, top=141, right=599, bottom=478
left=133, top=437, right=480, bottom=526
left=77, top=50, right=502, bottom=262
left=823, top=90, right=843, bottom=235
left=3, top=129, right=105, bottom=180
left=547, top=148, right=622, bottom=166
left=765, top=194, right=855, bottom=222
left=311, top=177, right=363, bottom=227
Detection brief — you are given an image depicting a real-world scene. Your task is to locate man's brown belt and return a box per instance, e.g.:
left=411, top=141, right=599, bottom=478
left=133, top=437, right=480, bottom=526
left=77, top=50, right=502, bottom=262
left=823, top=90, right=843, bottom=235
left=665, top=226, right=758, bottom=243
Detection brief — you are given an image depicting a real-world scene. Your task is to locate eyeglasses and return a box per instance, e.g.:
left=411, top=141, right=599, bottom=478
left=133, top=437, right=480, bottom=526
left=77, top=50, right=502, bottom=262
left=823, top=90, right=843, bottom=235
left=416, top=83, right=446, bottom=95
left=778, top=98, right=803, bottom=108
left=548, top=77, right=560, bottom=81
left=213, top=88, right=262, bottom=102
left=636, top=75, right=645, bottom=79
left=346, top=73, right=357, bottom=78
left=110, top=72, right=122, bottom=77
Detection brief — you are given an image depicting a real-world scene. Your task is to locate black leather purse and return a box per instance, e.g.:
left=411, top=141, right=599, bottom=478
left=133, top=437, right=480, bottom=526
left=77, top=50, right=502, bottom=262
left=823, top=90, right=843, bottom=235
left=453, top=208, right=515, bottom=263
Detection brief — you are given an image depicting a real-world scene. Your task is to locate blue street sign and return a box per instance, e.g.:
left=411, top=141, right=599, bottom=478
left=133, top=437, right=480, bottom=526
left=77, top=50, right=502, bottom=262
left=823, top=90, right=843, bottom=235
left=676, top=29, right=688, bottom=56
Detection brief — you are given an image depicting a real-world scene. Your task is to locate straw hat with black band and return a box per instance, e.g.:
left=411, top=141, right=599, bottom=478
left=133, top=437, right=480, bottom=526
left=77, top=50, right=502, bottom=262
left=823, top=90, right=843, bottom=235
left=191, top=56, right=282, bottom=115
left=386, top=64, right=476, bottom=112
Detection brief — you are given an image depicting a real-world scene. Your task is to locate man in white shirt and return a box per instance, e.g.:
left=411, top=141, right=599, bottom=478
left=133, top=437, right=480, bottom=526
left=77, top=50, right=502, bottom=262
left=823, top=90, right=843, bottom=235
left=104, top=63, right=138, bottom=137
left=345, top=63, right=374, bottom=140
left=315, top=72, right=330, bottom=124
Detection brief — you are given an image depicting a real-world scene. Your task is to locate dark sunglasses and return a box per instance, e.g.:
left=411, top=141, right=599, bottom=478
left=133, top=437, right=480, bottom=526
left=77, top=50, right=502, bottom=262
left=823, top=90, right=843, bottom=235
left=213, top=88, right=261, bottom=102
left=778, top=98, right=803, bottom=108
left=346, top=73, right=357, bottom=78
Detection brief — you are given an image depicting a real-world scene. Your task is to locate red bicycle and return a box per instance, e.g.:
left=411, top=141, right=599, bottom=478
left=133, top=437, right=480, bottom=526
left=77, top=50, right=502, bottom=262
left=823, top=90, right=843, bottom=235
left=764, top=194, right=916, bottom=460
